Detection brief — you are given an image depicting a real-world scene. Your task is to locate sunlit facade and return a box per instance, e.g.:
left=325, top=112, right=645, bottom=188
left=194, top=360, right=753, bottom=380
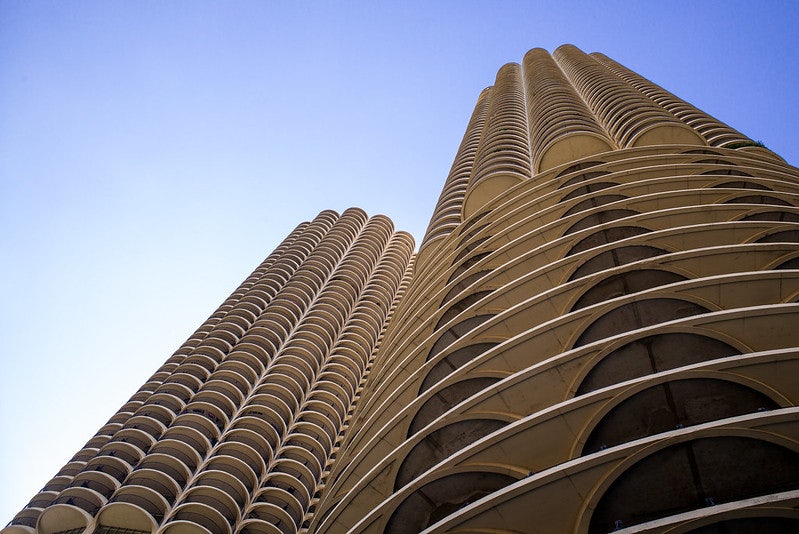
left=6, top=45, right=799, bottom=534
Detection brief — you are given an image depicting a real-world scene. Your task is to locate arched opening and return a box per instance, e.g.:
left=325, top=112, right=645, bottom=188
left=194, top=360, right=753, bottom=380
left=776, top=256, right=799, bottom=270
left=566, top=226, right=652, bottom=256
left=442, top=270, right=492, bottom=304
left=395, top=419, right=506, bottom=490
left=420, top=343, right=499, bottom=394
left=555, top=160, right=606, bottom=179
left=560, top=182, right=620, bottom=202
left=575, top=299, right=710, bottom=348
left=563, top=194, right=630, bottom=217
left=436, top=291, right=493, bottom=329
left=408, top=378, right=500, bottom=436
left=583, top=378, right=780, bottom=453
left=742, top=211, right=799, bottom=223
left=588, top=437, right=799, bottom=533
left=385, top=472, right=517, bottom=534
left=449, top=251, right=493, bottom=283
left=569, top=245, right=668, bottom=281
left=711, top=180, right=769, bottom=190
left=572, top=269, right=687, bottom=310
left=427, top=315, right=495, bottom=361
left=577, top=333, right=740, bottom=394
left=724, top=195, right=792, bottom=207
left=757, top=230, right=799, bottom=243
left=454, top=236, right=492, bottom=263
left=563, top=209, right=640, bottom=236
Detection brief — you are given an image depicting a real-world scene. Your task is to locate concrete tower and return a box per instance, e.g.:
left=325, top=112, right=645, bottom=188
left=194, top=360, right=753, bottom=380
left=310, top=46, right=799, bottom=533
left=4, top=209, right=415, bottom=534
left=5, top=45, right=799, bottom=534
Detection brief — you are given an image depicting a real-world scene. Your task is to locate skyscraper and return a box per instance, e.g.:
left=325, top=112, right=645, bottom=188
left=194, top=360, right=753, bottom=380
left=5, top=44, right=799, bottom=534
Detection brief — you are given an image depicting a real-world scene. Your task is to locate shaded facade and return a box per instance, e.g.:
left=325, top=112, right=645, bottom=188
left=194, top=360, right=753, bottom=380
left=312, top=45, right=799, bottom=533
left=5, top=45, right=799, bottom=534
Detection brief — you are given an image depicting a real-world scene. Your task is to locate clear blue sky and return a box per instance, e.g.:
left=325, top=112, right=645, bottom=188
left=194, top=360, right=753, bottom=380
left=2, top=1, right=798, bottom=521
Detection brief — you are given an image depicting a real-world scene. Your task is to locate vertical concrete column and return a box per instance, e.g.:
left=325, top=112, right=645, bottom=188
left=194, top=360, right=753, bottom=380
left=253, top=228, right=414, bottom=532
left=145, top=209, right=366, bottom=532
left=522, top=48, right=615, bottom=173
left=589, top=52, right=752, bottom=148
left=554, top=44, right=704, bottom=148
left=463, top=63, right=532, bottom=218
left=347, top=251, right=417, bottom=434
left=418, top=89, right=491, bottom=264
left=312, top=246, right=416, bottom=531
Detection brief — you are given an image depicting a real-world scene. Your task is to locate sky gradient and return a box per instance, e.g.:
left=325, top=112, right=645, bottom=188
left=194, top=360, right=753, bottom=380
left=2, top=1, right=798, bottom=522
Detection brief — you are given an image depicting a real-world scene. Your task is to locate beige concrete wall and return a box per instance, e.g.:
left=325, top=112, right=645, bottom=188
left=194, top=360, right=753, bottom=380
left=313, top=60, right=799, bottom=531
left=5, top=45, right=799, bottom=534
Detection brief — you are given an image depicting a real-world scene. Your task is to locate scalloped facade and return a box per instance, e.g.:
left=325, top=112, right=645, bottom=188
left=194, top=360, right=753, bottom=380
left=5, top=45, right=799, bottom=534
